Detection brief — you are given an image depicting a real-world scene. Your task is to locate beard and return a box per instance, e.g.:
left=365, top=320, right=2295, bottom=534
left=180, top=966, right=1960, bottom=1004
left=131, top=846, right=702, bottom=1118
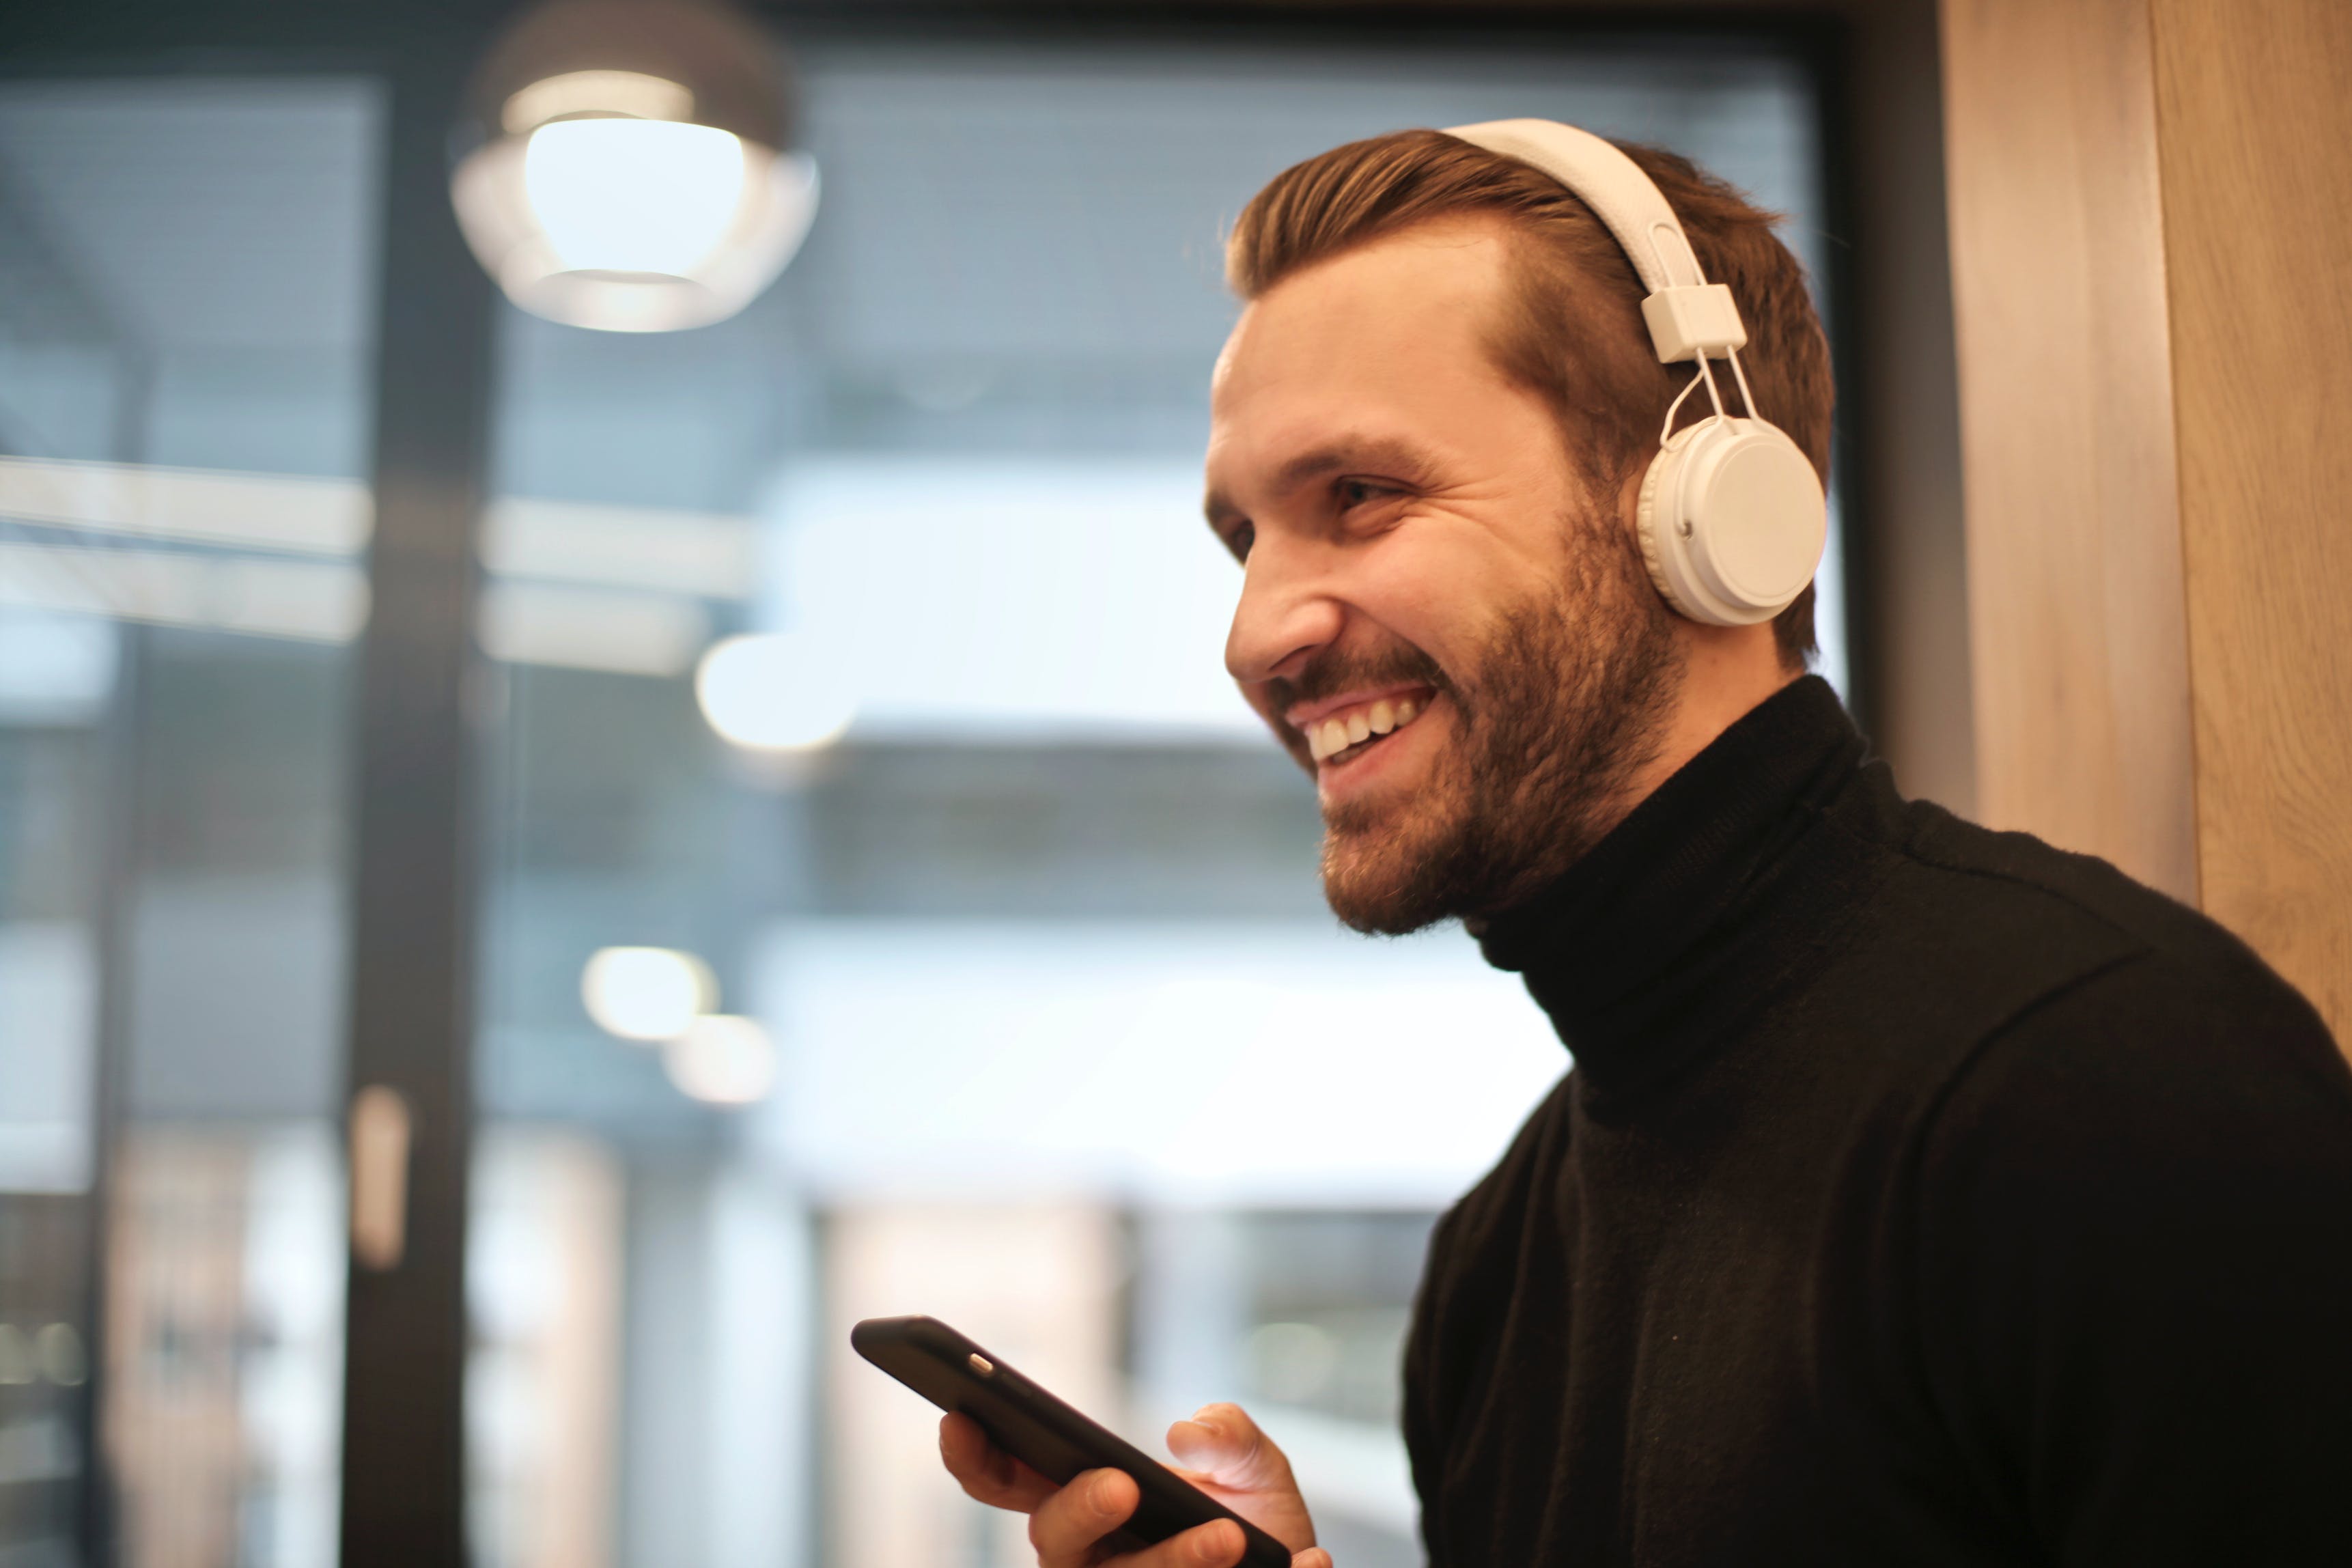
left=1275, top=513, right=1685, bottom=936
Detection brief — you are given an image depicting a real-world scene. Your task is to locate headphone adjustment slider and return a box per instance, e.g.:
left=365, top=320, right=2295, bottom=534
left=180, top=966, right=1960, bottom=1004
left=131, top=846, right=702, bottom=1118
left=1642, top=283, right=1748, bottom=363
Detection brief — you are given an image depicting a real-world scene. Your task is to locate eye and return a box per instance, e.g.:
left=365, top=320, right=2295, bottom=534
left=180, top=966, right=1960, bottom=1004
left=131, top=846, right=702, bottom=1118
left=1222, top=520, right=1255, bottom=564
left=1335, top=477, right=1400, bottom=512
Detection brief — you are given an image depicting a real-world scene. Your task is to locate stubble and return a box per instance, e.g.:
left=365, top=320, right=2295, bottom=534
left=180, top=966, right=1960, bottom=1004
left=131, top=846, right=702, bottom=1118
left=1315, top=514, right=1684, bottom=934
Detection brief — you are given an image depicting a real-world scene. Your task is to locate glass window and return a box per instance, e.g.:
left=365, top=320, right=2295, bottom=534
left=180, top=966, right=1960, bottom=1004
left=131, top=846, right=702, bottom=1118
left=0, top=77, right=381, bottom=1568
left=469, top=36, right=1832, bottom=1568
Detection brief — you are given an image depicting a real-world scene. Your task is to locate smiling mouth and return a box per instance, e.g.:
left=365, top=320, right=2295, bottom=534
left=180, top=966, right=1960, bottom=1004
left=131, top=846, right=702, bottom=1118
left=1302, top=691, right=1432, bottom=766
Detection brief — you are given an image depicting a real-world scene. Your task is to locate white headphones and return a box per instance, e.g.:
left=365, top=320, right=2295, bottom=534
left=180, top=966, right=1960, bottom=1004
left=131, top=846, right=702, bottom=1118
left=1444, top=119, right=1826, bottom=627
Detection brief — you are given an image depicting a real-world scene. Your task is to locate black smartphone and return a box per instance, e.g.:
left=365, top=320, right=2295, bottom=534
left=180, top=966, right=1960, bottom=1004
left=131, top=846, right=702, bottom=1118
left=852, top=1314, right=1294, bottom=1568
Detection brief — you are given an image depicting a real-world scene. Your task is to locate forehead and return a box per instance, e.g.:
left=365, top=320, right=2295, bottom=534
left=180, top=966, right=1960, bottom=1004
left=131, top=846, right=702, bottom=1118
left=1212, top=216, right=1517, bottom=412
left=1203, top=219, right=1547, bottom=524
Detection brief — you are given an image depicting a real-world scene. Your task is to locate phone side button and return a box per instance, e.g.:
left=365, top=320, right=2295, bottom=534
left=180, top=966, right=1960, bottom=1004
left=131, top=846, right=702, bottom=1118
left=968, top=1353, right=995, bottom=1376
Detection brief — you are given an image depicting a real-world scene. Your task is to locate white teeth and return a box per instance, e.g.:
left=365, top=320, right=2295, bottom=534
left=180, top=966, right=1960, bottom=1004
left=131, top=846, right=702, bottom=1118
left=1304, top=695, right=1432, bottom=763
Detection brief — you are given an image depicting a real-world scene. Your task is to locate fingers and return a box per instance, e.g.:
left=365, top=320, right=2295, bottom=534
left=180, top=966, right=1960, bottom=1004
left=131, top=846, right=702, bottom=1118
left=1112, top=1519, right=1250, bottom=1568
left=944, top=1412, right=1295, bottom=1568
left=1152, top=1521, right=1249, bottom=1567
left=1025, top=1466, right=1263, bottom=1568
left=938, top=1414, right=1056, bottom=1514
left=1165, top=1403, right=1300, bottom=1496
left=1028, top=1468, right=1143, bottom=1568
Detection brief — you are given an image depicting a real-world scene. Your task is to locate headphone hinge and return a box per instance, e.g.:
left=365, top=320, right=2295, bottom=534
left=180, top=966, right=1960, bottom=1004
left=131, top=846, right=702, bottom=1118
left=1642, top=283, right=1748, bottom=363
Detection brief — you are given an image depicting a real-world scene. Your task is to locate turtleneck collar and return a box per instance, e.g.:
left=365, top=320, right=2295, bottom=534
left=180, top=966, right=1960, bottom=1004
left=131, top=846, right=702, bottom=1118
left=1474, top=675, right=1881, bottom=1102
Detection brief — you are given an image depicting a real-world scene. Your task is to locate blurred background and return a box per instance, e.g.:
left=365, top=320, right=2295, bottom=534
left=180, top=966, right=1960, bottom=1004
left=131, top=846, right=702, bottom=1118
left=0, top=3, right=1959, bottom=1568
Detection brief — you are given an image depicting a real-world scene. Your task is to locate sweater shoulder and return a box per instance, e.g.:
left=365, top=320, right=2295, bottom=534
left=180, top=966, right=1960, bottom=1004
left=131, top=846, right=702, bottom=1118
left=1869, top=796, right=2352, bottom=1180
left=1899, top=934, right=2352, bottom=1560
left=1930, top=948, right=2352, bottom=1179
left=1894, top=795, right=2212, bottom=957
left=1859, top=789, right=2330, bottom=1046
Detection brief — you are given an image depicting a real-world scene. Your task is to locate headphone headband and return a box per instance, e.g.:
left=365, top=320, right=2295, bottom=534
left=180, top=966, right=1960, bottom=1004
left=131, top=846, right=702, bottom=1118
left=1440, top=118, right=1825, bottom=630
left=1444, top=118, right=1748, bottom=365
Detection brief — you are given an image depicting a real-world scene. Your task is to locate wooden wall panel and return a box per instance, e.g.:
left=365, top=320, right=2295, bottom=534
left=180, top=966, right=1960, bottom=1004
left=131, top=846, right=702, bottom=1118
left=2151, top=0, right=2352, bottom=1035
left=1944, top=0, right=2352, bottom=1041
left=1940, top=0, right=2199, bottom=904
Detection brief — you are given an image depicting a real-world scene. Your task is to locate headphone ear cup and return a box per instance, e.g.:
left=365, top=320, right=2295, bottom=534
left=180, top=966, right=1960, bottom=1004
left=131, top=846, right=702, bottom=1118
left=1636, top=417, right=1825, bottom=627
left=1635, top=432, right=1690, bottom=615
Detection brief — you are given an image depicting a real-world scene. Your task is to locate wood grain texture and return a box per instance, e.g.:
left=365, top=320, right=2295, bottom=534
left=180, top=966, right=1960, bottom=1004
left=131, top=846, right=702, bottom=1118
left=2151, top=0, right=2352, bottom=1039
left=1940, top=0, right=2200, bottom=903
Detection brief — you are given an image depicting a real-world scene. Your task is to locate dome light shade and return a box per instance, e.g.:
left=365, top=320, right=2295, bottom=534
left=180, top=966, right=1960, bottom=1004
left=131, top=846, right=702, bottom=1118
left=451, top=0, right=815, bottom=333
left=502, top=68, right=690, bottom=132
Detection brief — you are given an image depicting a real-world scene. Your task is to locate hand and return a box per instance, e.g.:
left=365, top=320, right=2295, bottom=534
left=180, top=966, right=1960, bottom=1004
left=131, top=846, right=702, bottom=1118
left=940, top=1401, right=1332, bottom=1568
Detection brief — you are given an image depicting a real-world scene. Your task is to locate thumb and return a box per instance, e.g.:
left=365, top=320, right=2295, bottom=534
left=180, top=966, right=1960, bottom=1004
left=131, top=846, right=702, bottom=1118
left=1166, top=1403, right=1298, bottom=1493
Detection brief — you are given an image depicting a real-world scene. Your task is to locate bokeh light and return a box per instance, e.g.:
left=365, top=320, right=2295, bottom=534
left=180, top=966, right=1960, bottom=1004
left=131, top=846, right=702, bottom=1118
left=661, top=1014, right=777, bottom=1105
left=694, top=632, right=857, bottom=751
left=580, top=946, right=716, bottom=1041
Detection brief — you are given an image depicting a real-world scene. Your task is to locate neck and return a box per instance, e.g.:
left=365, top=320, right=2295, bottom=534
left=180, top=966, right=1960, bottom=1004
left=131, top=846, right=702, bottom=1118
left=1474, top=675, right=1871, bottom=1091
left=1604, top=628, right=1804, bottom=854
left=1461, top=632, right=1800, bottom=938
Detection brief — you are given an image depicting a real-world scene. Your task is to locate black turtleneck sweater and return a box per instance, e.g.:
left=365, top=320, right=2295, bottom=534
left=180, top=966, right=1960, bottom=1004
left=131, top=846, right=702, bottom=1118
left=1403, top=677, right=2352, bottom=1566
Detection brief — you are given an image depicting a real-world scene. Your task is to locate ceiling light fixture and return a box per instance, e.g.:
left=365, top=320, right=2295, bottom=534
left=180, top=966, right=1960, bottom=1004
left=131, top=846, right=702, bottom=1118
left=450, top=0, right=817, bottom=333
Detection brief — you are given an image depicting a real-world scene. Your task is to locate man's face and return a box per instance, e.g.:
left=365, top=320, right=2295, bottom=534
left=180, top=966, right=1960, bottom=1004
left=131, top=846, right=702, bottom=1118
left=1203, top=217, right=1683, bottom=933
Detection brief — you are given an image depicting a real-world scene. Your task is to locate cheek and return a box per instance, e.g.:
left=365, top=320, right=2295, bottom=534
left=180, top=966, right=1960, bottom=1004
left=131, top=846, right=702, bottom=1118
left=1346, top=533, right=1528, bottom=657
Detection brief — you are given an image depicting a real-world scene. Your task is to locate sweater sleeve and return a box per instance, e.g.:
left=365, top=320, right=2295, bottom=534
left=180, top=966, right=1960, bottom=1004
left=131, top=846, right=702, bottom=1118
left=1401, top=1203, right=1456, bottom=1565
left=1912, top=950, right=2352, bottom=1564
left=1400, top=1073, right=1576, bottom=1568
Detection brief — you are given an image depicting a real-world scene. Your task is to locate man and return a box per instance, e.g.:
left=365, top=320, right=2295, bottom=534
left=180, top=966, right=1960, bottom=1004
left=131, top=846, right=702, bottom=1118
left=941, top=124, right=2352, bottom=1566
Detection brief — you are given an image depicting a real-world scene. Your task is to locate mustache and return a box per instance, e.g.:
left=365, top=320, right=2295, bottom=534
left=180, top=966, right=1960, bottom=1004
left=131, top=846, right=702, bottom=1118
left=1265, top=643, right=1457, bottom=723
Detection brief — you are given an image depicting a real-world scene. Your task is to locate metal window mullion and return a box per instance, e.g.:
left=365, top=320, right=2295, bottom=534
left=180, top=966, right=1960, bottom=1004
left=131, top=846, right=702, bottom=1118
left=337, top=41, right=498, bottom=1568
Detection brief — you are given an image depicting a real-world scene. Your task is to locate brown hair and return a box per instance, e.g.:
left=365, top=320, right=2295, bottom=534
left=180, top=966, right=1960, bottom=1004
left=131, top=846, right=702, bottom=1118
left=1225, top=128, right=1832, bottom=669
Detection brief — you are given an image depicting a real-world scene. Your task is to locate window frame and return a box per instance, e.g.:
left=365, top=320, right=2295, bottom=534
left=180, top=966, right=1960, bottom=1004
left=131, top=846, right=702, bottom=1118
left=0, top=7, right=1871, bottom=1565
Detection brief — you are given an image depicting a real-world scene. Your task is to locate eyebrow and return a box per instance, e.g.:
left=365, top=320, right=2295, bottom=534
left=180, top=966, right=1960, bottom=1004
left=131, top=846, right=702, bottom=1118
left=1201, top=434, right=1438, bottom=529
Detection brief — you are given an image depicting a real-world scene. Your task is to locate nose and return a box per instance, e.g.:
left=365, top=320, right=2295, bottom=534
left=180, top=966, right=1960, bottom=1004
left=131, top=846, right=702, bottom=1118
left=1224, top=537, right=1343, bottom=687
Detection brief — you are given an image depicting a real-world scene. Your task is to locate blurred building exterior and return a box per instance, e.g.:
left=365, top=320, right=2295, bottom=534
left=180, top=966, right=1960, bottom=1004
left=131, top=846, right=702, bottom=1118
left=0, top=8, right=1877, bottom=1568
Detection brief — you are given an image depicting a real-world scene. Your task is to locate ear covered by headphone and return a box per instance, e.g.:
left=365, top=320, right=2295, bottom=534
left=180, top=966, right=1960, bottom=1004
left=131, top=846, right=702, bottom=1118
left=1442, top=119, right=1826, bottom=628
left=1638, top=417, right=1828, bottom=626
